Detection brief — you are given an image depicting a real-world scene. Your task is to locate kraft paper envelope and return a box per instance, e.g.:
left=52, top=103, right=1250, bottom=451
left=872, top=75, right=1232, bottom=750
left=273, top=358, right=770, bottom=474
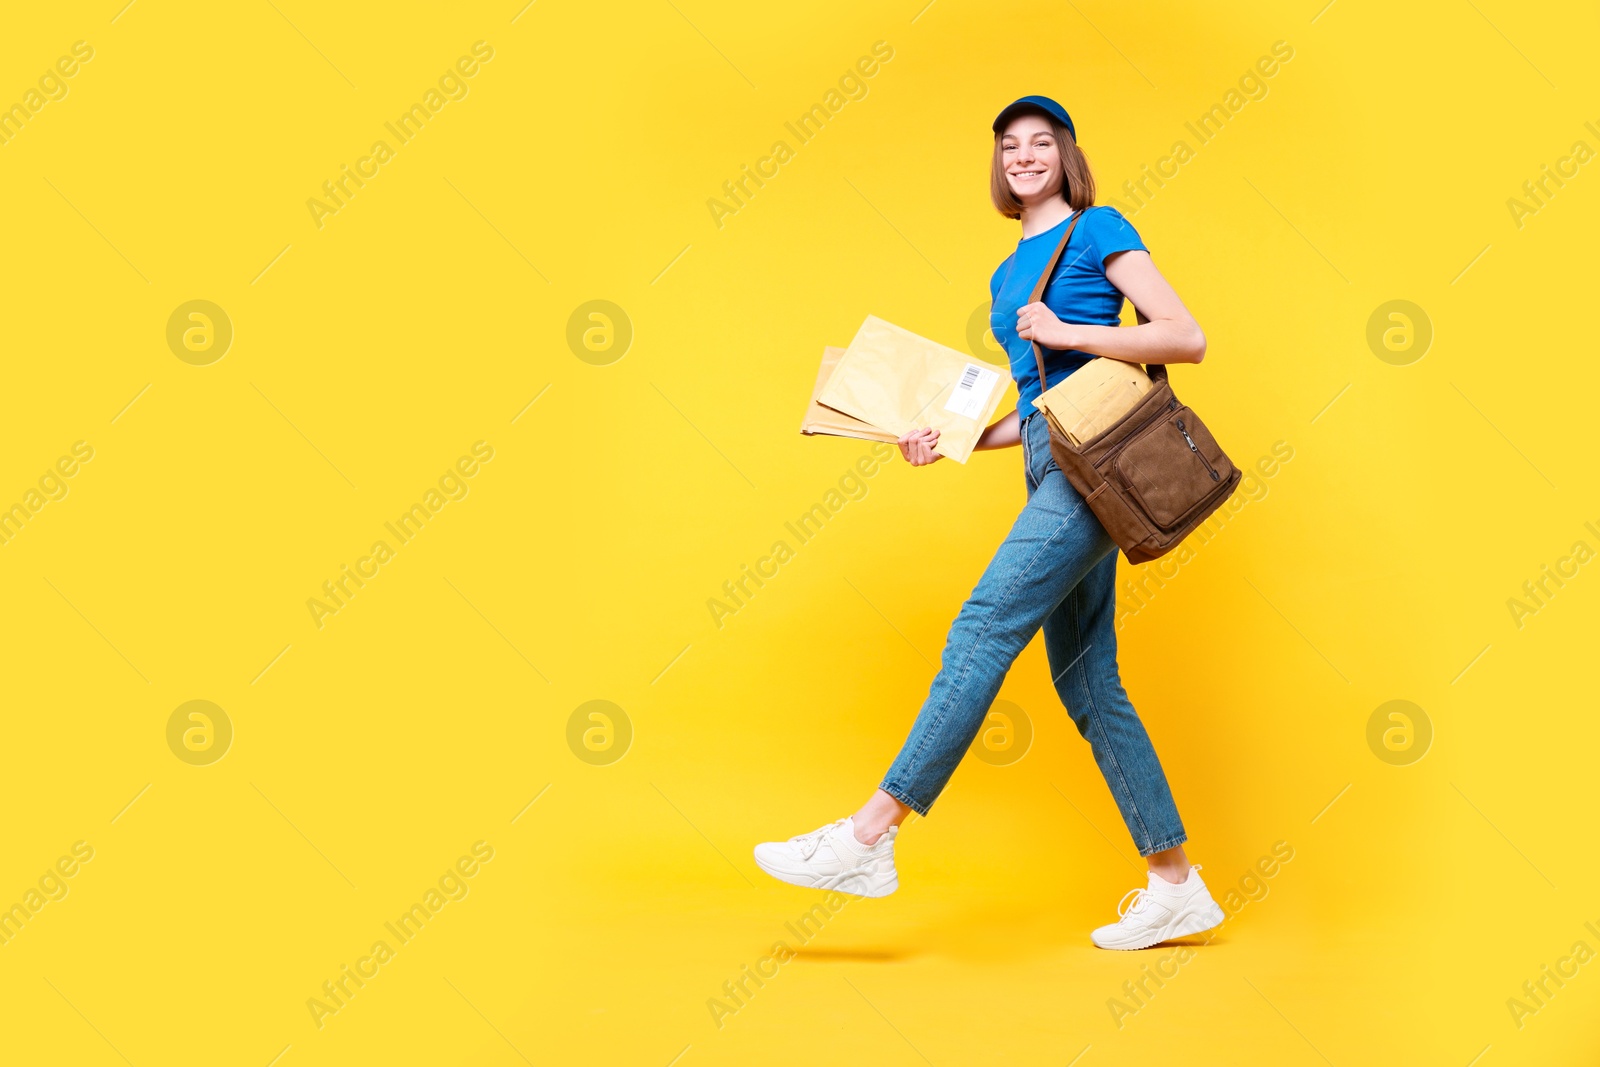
left=1036, top=357, right=1152, bottom=446
left=800, top=346, right=900, bottom=443
left=817, top=315, right=1009, bottom=464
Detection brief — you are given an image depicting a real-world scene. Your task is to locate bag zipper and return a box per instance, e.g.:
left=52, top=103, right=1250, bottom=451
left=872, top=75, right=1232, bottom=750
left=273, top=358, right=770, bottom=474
left=1175, top=417, right=1221, bottom=481
left=1081, top=393, right=1177, bottom=457
left=1080, top=392, right=1233, bottom=532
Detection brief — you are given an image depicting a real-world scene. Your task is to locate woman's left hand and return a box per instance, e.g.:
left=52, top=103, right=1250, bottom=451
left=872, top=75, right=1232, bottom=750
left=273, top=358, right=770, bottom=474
left=1016, top=302, right=1073, bottom=349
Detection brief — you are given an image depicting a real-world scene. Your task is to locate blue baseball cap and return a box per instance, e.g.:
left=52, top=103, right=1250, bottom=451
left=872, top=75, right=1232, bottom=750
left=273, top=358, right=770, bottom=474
left=992, top=95, right=1076, bottom=143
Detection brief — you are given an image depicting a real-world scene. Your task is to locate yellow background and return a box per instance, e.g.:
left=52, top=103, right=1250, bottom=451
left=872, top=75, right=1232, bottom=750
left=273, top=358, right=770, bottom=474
left=2, top=1, right=1596, bottom=1063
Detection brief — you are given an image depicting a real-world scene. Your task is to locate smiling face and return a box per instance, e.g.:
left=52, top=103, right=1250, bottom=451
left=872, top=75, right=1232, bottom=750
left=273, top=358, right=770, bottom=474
left=1000, top=113, right=1065, bottom=206
left=989, top=107, right=1096, bottom=219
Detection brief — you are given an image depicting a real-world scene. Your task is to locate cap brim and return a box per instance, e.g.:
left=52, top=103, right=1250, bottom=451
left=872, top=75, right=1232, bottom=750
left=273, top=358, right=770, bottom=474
left=992, top=102, right=1052, bottom=133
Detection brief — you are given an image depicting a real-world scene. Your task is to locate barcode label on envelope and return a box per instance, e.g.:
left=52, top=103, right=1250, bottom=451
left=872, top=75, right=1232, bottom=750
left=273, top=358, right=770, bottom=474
left=943, top=363, right=999, bottom=420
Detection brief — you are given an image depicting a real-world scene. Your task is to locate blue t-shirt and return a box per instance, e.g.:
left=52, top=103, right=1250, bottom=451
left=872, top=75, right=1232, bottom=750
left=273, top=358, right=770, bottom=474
left=989, top=205, right=1147, bottom=418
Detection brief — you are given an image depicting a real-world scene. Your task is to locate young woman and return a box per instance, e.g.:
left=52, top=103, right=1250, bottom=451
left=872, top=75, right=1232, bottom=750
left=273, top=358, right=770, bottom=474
left=755, top=97, right=1224, bottom=950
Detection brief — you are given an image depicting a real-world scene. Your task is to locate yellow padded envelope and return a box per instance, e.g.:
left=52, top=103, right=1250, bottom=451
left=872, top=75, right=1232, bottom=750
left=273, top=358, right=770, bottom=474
left=817, top=315, right=1009, bottom=464
left=800, top=346, right=900, bottom=443
left=1035, top=357, right=1152, bottom=446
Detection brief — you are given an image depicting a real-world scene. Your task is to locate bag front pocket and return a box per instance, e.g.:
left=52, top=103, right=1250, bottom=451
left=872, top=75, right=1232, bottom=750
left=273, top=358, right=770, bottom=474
left=1113, top=405, right=1236, bottom=529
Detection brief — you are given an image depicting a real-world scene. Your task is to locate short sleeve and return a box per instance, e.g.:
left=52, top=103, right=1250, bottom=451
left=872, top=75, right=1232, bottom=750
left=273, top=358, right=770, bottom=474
left=1087, top=205, right=1146, bottom=264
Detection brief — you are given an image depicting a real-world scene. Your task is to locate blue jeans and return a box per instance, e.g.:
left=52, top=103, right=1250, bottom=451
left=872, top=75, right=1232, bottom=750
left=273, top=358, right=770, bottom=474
left=879, top=411, right=1186, bottom=856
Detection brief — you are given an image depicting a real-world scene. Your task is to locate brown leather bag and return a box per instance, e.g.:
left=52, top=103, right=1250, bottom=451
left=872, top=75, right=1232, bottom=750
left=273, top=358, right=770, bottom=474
left=1027, top=209, right=1240, bottom=564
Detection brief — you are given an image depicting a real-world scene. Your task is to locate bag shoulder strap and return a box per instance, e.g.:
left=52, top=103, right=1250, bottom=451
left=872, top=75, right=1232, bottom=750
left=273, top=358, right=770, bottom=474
left=1028, top=205, right=1167, bottom=394
left=1026, top=211, right=1082, bottom=391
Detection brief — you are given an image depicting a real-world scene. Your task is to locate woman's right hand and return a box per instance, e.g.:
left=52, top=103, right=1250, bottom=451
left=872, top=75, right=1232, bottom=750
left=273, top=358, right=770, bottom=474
left=897, top=427, right=943, bottom=467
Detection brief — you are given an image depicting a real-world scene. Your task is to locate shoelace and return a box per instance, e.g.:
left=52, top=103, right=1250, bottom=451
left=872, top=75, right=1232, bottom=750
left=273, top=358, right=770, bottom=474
left=1115, top=888, right=1150, bottom=922
left=1114, top=865, right=1204, bottom=923
left=790, top=819, right=846, bottom=860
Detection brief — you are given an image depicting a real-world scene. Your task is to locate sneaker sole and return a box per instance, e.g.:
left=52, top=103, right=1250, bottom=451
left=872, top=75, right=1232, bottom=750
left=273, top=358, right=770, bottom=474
left=752, top=855, right=898, bottom=898
left=1091, top=900, right=1225, bottom=951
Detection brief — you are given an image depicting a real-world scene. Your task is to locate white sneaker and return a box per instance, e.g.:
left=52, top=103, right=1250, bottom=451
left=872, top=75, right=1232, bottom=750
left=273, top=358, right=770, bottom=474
left=753, top=817, right=899, bottom=897
left=1090, top=865, right=1226, bottom=950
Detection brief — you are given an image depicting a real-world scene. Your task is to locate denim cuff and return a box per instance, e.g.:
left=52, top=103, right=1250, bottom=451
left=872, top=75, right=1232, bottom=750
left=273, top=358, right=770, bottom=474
left=877, top=781, right=931, bottom=817
left=1137, top=832, right=1188, bottom=858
